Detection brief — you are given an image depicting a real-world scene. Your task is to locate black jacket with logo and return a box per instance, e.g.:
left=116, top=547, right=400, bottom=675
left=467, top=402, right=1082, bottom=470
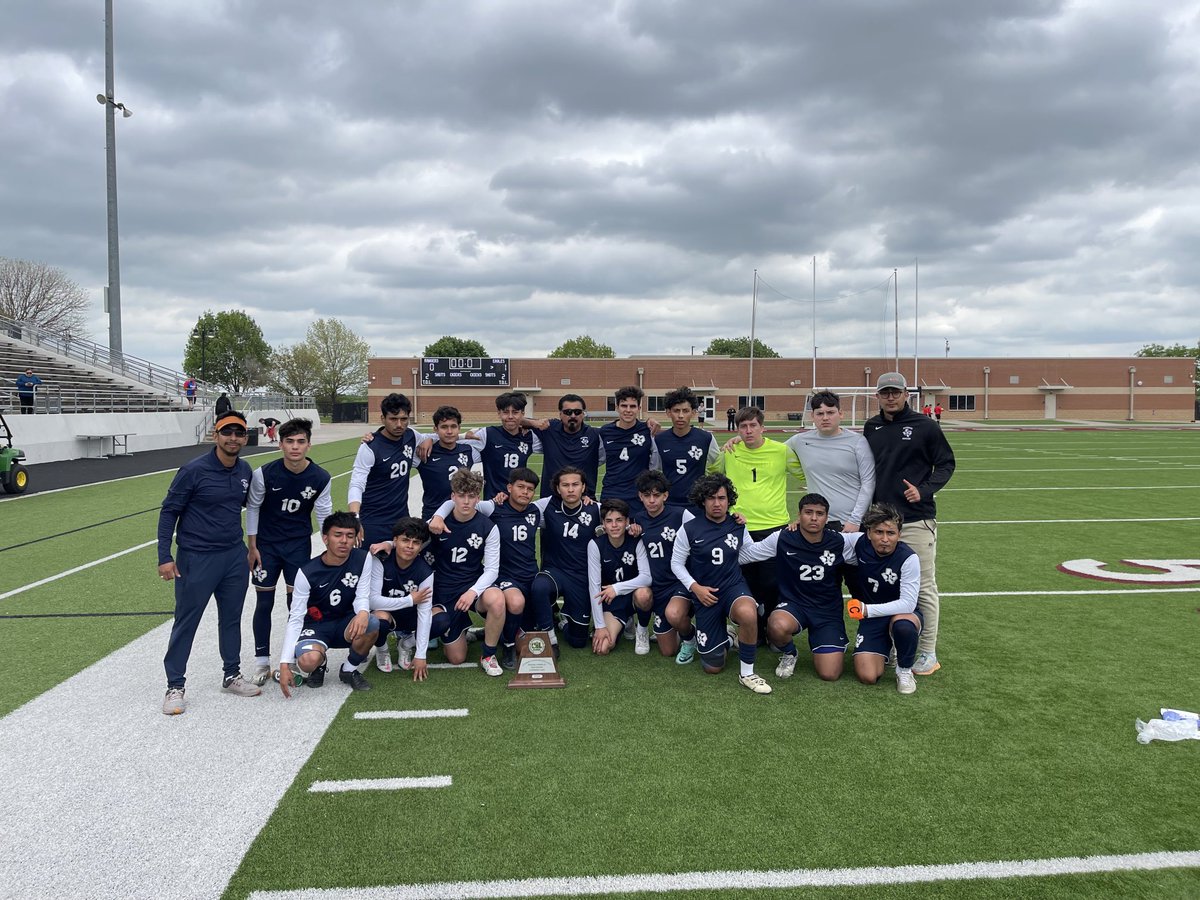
left=863, top=404, right=955, bottom=522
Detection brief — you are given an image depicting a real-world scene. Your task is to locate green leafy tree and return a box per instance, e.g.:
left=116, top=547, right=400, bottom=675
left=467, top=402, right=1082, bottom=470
left=266, top=342, right=322, bottom=399
left=304, top=318, right=371, bottom=408
left=549, top=335, right=615, bottom=358
left=183, top=310, right=271, bottom=391
left=424, top=336, right=487, bottom=357
left=1136, top=341, right=1200, bottom=397
left=704, top=336, right=780, bottom=358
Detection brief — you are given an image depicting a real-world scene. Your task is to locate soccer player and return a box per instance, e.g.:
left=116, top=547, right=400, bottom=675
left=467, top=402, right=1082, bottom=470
left=527, top=394, right=604, bottom=498
left=843, top=503, right=922, bottom=695
left=864, top=372, right=955, bottom=675
left=431, top=466, right=550, bottom=668
left=367, top=517, right=434, bottom=681
left=599, top=386, right=660, bottom=515
left=668, top=473, right=772, bottom=694
left=348, top=393, right=424, bottom=547
left=784, top=392, right=875, bottom=534
left=426, top=469, right=508, bottom=676
left=588, top=499, right=652, bottom=655
left=157, top=410, right=260, bottom=715
left=463, top=391, right=542, bottom=500
left=529, top=466, right=601, bottom=649
left=654, top=386, right=719, bottom=510
left=244, top=418, right=334, bottom=685
left=631, top=470, right=694, bottom=659
left=277, top=511, right=381, bottom=696
left=416, top=405, right=482, bottom=520
left=738, top=493, right=853, bottom=681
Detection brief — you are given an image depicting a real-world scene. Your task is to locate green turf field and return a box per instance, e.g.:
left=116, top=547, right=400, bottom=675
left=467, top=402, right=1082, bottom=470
left=2, top=429, right=1198, bottom=898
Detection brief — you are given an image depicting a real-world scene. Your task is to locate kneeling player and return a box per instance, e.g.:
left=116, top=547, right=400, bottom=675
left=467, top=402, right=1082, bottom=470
left=368, top=517, right=434, bottom=682
left=530, top=466, right=598, bottom=650
left=669, top=473, right=771, bottom=694
left=631, top=470, right=694, bottom=659
left=278, top=512, right=381, bottom=695
left=588, top=499, right=651, bottom=655
left=845, top=503, right=922, bottom=694
left=739, top=493, right=852, bottom=681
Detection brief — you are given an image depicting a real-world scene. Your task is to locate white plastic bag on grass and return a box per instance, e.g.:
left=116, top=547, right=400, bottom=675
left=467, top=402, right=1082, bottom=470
left=1135, top=708, right=1200, bottom=744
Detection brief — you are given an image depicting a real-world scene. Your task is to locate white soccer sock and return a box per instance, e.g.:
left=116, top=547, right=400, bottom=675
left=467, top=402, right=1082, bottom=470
left=739, top=661, right=754, bottom=677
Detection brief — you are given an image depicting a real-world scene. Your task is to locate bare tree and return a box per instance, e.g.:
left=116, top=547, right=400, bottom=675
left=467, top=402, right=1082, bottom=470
left=0, top=257, right=91, bottom=335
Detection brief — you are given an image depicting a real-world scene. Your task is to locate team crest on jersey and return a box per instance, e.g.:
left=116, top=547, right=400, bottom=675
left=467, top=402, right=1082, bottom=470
left=581, top=436, right=590, bottom=447
left=622, top=551, right=635, bottom=566
left=661, top=527, right=677, bottom=542
left=240, top=478, right=249, bottom=490
left=341, top=572, right=360, bottom=588
left=458, top=454, right=469, bottom=466
left=901, top=427, right=913, bottom=441
left=467, top=533, right=484, bottom=549
left=882, top=568, right=898, bottom=584
left=820, top=551, right=836, bottom=566
left=631, top=434, right=646, bottom=446
left=403, top=579, right=419, bottom=593
left=423, top=550, right=436, bottom=566
left=723, top=533, right=740, bottom=550
left=404, top=446, right=414, bottom=458
left=526, top=513, right=538, bottom=526
left=579, top=511, right=593, bottom=526
left=301, top=486, right=316, bottom=499
left=688, top=446, right=704, bottom=460
left=252, top=566, right=267, bottom=582
left=519, top=442, right=529, bottom=455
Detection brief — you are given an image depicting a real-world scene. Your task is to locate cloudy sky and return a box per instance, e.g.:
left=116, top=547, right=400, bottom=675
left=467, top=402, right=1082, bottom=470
left=2, top=0, right=1198, bottom=369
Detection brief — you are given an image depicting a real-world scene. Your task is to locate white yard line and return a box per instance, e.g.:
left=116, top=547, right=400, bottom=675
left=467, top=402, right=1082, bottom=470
left=943, top=587, right=1199, bottom=597
left=0, top=539, right=156, bottom=600
left=941, top=485, right=1199, bottom=492
left=942, top=517, right=1200, bottom=525
left=309, top=776, right=453, bottom=792
left=354, top=708, right=469, bottom=719
left=246, top=850, right=1200, bottom=899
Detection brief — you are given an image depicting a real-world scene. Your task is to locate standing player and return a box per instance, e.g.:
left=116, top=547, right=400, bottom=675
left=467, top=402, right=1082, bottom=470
left=599, top=386, right=660, bottom=515
left=277, top=511, right=380, bottom=696
left=245, top=418, right=333, bottom=685
left=654, top=386, right=719, bottom=510
left=784, top=392, right=875, bottom=534
left=843, top=503, right=922, bottom=694
left=738, top=493, right=853, bottom=681
left=631, top=470, right=693, bottom=660
left=864, top=372, right=955, bottom=675
left=529, top=466, right=600, bottom=649
left=668, top=473, right=772, bottom=694
left=348, top=393, right=425, bottom=547
left=416, top=405, right=482, bottom=520
left=527, top=394, right=604, bottom=498
left=157, top=410, right=260, bottom=715
left=368, top=517, right=434, bottom=681
left=588, top=499, right=651, bottom=655
left=463, top=391, right=542, bottom=499
left=426, top=469, right=508, bottom=676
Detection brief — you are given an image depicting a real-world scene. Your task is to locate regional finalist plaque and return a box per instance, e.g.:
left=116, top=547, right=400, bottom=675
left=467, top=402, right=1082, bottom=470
left=507, top=631, right=566, bottom=689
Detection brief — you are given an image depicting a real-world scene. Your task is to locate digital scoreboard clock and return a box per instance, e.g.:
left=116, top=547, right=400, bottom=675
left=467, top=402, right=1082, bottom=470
left=421, top=357, right=511, bottom=387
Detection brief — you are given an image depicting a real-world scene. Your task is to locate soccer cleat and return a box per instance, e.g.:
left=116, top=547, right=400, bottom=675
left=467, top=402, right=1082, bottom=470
left=501, top=644, right=517, bottom=670
left=307, top=663, right=327, bottom=688
left=634, top=626, right=650, bottom=656
left=248, top=664, right=272, bottom=686
left=775, top=653, right=798, bottom=679
left=162, top=687, right=186, bottom=716
left=465, top=626, right=485, bottom=644
left=339, top=668, right=372, bottom=691
left=397, top=635, right=416, bottom=671
left=912, top=652, right=941, bottom=675
left=480, top=654, right=503, bottom=677
left=887, top=649, right=897, bottom=668
left=375, top=645, right=394, bottom=673
left=739, top=673, right=773, bottom=694
left=896, top=667, right=917, bottom=694
left=623, top=617, right=637, bottom=641
left=221, top=673, right=262, bottom=697
left=675, top=638, right=696, bottom=665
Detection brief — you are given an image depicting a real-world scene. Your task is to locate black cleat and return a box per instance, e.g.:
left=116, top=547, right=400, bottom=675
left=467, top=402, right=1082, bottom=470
left=339, top=668, right=371, bottom=691
left=307, top=663, right=327, bottom=688
left=501, top=644, right=517, bottom=670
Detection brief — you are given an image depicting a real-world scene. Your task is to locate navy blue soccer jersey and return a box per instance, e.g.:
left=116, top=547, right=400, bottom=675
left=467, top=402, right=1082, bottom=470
left=430, top=511, right=500, bottom=605
left=845, top=534, right=919, bottom=617
left=470, top=425, right=541, bottom=499
left=598, top=420, right=657, bottom=502
left=537, top=420, right=602, bottom=497
left=246, top=458, right=333, bottom=545
left=670, top=514, right=752, bottom=595
left=587, top=533, right=651, bottom=623
left=378, top=552, right=435, bottom=606
left=536, top=496, right=599, bottom=573
left=740, top=527, right=850, bottom=613
left=297, top=548, right=374, bottom=625
left=349, top=428, right=418, bottom=532
left=418, top=441, right=481, bottom=520
left=473, top=499, right=542, bottom=584
left=654, top=427, right=718, bottom=508
left=632, top=506, right=689, bottom=589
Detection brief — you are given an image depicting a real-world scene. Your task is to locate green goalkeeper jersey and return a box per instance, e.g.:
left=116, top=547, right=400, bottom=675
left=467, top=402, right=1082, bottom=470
left=709, top=438, right=790, bottom=531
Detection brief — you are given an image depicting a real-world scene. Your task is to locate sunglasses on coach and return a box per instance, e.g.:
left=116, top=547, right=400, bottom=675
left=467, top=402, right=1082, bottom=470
left=218, top=425, right=248, bottom=437
left=561, top=409, right=584, bottom=416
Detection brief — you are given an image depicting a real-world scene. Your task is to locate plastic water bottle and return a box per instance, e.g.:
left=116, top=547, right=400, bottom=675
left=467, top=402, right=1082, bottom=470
left=273, top=668, right=305, bottom=688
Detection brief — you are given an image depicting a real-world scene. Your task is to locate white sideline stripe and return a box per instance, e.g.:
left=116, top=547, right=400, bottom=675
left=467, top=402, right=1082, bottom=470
left=0, top=578, right=349, bottom=900
left=943, top=485, right=1199, bottom=492
left=246, top=850, right=1200, bottom=899
left=0, top=539, right=156, bottom=600
left=309, top=776, right=452, bottom=792
left=944, top=587, right=1200, bottom=597
left=428, top=661, right=480, bottom=669
left=354, top=708, right=469, bottom=720
left=944, top=517, right=1200, bottom=525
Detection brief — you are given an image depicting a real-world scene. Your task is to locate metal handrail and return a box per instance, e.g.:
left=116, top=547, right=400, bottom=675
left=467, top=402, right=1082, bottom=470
left=0, top=384, right=192, bottom=414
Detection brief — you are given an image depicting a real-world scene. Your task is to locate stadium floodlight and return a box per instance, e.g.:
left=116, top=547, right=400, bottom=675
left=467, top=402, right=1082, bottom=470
left=98, top=0, right=130, bottom=358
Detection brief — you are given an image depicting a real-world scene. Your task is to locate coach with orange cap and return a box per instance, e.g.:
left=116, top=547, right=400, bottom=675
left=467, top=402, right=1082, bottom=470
left=156, top=410, right=262, bottom=715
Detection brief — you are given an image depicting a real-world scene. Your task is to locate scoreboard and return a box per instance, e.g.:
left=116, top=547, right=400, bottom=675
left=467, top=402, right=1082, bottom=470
left=421, top=357, right=510, bottom=387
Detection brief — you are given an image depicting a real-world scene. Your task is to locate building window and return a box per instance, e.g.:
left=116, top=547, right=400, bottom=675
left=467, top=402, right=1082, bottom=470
left=1164, top=375, right=1174, bottom=384
left=948, top=394, right=976, bottom=411
left=737, top=395, right=766, bottom=411
left=1009, top=376, right=1020, bottom=385
left=645, top=395, right=668, bottom=412
left=560, top=378, right=571, bottom=385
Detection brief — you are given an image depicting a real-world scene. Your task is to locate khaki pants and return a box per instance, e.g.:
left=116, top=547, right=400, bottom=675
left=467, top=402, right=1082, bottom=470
left=904, top=518, right=940, bottom=656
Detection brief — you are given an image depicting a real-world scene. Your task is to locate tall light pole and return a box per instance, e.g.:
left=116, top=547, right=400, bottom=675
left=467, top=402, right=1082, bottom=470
left=97, top=0, right=130, bottom=357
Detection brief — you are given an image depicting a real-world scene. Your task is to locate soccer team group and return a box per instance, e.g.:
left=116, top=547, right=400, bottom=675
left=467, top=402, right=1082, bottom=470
left=155, top=373, right=956, bottom=714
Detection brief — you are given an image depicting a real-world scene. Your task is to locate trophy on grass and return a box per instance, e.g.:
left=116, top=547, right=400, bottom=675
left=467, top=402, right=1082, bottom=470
left=507, top=631, right=565, bottom=689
